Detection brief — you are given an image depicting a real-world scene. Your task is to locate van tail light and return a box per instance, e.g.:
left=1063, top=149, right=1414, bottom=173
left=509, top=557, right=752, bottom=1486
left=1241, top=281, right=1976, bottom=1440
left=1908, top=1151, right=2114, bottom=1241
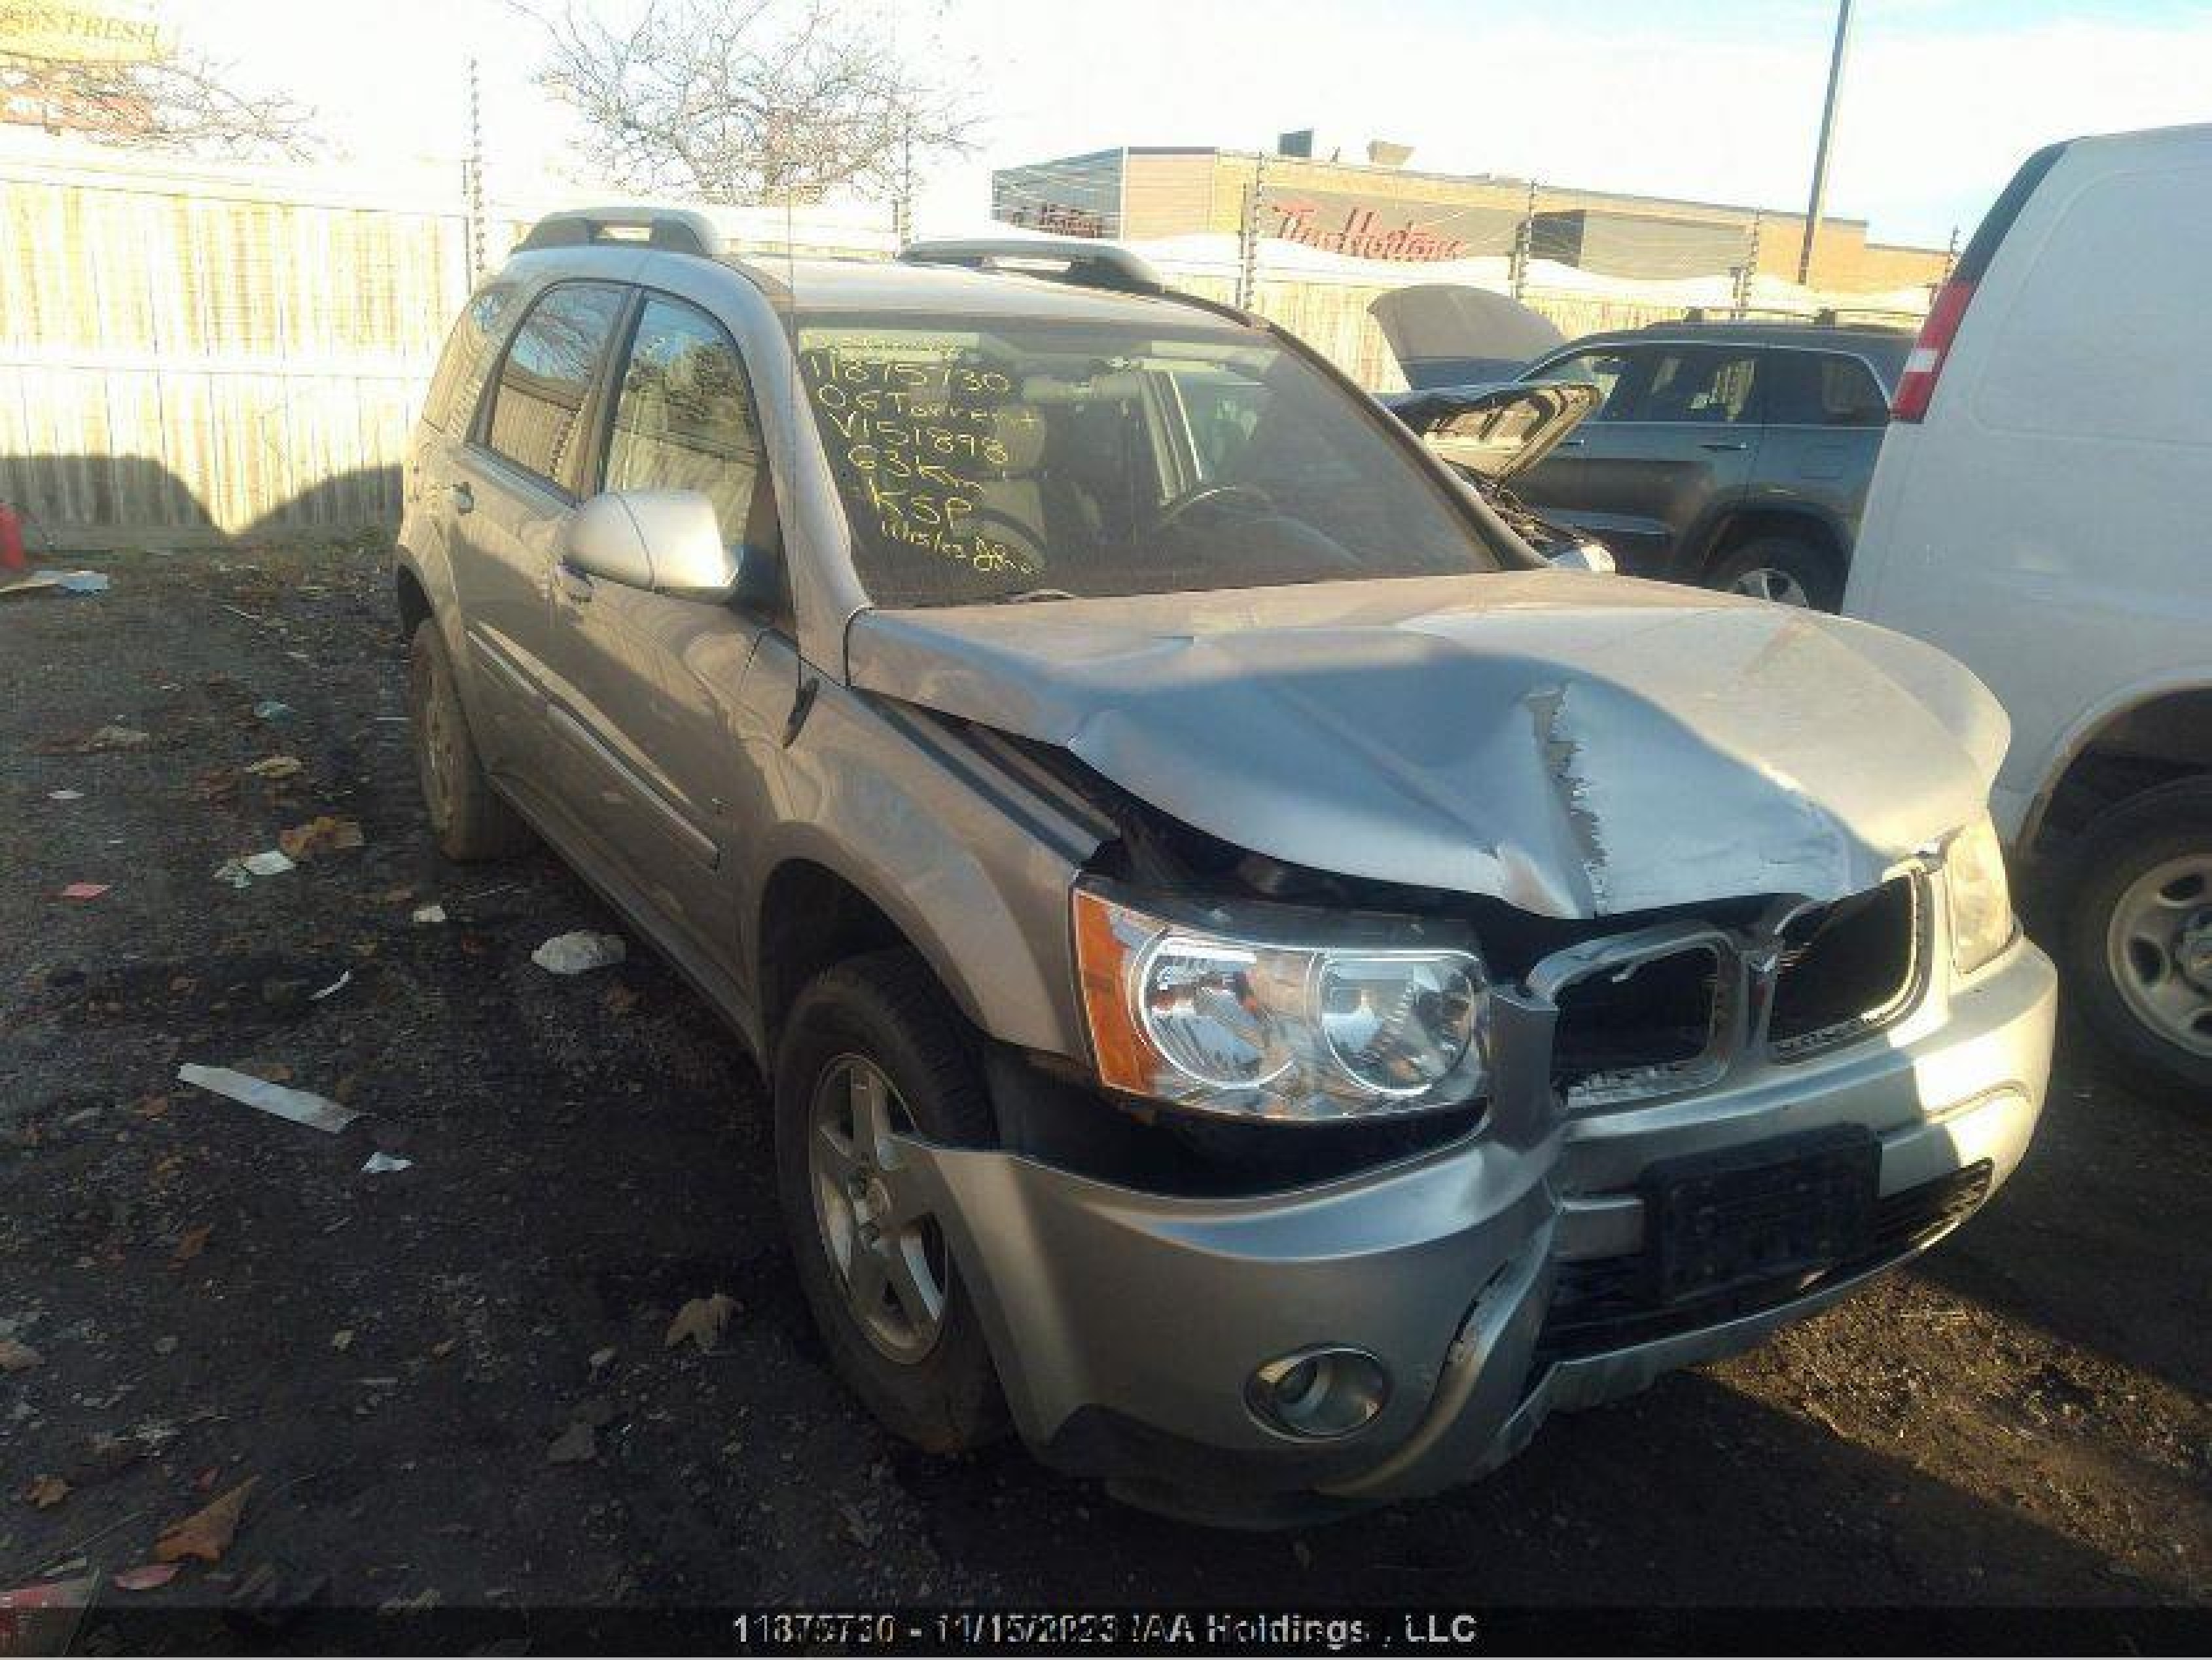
left=1891, top=277, right=1975, bottom=423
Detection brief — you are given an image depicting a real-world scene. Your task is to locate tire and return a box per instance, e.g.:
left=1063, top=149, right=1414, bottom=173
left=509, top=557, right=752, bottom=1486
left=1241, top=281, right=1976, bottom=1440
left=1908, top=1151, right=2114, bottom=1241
left=773, top=950, right=1008, bottom=1452
left=1708, top=535, right=1844, bottom=612
left=407, top=619, right=532, bottom=861
left=2056, top=777, right=2212, bottom=1102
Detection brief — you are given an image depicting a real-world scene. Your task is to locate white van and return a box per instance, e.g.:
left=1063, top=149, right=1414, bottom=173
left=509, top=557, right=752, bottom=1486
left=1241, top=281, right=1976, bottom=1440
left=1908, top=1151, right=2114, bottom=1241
left=1847, top=123, right=2212, bottom=1100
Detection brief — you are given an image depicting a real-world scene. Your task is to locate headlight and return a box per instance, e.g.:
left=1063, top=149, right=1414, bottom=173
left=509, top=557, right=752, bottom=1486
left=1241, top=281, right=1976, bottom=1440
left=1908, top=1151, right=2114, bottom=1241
left=1072, top=886, right=1491, bottom=1121
left=1944, top=812, right=2016, bottom=976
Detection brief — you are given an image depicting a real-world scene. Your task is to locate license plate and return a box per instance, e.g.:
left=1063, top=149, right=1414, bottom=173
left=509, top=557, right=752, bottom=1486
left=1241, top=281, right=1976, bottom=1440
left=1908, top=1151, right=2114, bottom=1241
left=1641, top=1127, right=1879, bottom=1306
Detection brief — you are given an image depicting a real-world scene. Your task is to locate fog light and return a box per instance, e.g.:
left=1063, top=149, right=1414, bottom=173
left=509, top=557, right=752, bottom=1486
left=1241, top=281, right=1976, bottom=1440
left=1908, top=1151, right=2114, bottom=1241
left=1245, top=1345, right=1389, bottom=1440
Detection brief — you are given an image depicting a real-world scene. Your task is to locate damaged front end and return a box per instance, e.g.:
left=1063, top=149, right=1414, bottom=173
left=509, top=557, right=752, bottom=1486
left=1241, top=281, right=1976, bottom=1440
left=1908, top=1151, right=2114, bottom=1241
left=838, top=575, right=2054, bottom=1515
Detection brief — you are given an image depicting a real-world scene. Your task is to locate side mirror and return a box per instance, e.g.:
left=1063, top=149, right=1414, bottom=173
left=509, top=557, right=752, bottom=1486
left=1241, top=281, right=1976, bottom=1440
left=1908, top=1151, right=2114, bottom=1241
left=563, top=488, right=766, bottom=604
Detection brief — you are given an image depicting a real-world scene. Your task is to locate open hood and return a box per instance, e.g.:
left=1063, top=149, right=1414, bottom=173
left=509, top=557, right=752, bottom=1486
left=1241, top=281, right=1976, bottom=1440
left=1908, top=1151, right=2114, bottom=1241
left=1382, top=382, right=1601, bottom=483
left=846, top=573, right=2009, bottom=921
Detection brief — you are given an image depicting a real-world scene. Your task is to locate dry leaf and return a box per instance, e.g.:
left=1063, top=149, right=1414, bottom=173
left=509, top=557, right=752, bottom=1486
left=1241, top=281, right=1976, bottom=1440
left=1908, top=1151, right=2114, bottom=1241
left=241, top=755, right=303, bottom=780
left=277, top=815, right=365, bottom=860
left=154, top=1476, right=257, bottom=1564
left=330, top=1329, right=354, bottom=1352
left=664, top=1293, right=736, bottom=1354
left=0, top=1337, right=42, bottom=1373
left=545, top=1422, right=596, bottom=1464
left=24, top=1475, right=70, bottom=1509
left=135, top=1094, right=170, bottom=1119
left=171, top=1223, right=213, bottom=1265
left=430, top=1338, right=457, bottom=1359
left=113, top=1562, right=181, bottom=1592
left=602, top=983, right=639, bottom=1016
left=236, top=1060, right=293, bottom=1084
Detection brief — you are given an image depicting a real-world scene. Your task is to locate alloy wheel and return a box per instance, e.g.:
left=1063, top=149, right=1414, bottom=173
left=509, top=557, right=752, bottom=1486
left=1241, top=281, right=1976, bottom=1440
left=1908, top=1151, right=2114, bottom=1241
left=1726, top=566, right=1811, bottom=607
left=806, top=1054, right=950, bottom=1363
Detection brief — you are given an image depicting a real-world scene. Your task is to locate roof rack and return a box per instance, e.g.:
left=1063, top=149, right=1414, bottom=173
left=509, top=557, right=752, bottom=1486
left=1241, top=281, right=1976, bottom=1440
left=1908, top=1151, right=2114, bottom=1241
left=1671, top=306, right=1919, bottom=330
left=897, top=237, right=1167, bottom=297
left=516, top=207, right=722, bottom=260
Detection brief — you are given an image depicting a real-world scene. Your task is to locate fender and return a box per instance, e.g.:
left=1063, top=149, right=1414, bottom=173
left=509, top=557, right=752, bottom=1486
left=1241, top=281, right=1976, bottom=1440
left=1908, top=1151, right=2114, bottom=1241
left=749, top=676, right=1101, bottom=1059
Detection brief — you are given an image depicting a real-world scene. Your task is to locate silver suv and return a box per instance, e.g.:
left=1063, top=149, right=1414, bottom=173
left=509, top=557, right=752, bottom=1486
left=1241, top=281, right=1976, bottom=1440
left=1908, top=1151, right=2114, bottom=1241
left=397, top=210, right=2057, bottom=1524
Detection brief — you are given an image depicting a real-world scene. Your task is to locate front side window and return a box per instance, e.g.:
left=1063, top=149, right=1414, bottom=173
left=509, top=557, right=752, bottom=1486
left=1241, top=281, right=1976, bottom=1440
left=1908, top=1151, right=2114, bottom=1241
left=794, top=314, right=1506, bottom=608
left=604, top=295, right=764, bottom=544
left=1631, top=346, right=1760, bottom=424
left=483, top=283, right=628, bottom=493
left=1528, top=348, right=1635, bottom=420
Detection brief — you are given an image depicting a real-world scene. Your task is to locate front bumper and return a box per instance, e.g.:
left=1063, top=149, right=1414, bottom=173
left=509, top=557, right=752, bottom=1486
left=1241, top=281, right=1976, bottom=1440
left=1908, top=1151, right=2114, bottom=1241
left=905, top=935, right=2056, bottom=1513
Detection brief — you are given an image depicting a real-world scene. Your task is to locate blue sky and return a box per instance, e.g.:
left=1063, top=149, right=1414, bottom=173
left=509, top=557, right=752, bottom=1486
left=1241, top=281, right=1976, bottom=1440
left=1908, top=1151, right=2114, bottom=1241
left=188, top=0, right=2212, bottom=248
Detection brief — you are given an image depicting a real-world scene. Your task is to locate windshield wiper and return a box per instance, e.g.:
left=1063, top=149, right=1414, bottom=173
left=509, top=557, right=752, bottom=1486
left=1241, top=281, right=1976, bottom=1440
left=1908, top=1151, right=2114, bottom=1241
left=984, top=586, right=1079, bottom=604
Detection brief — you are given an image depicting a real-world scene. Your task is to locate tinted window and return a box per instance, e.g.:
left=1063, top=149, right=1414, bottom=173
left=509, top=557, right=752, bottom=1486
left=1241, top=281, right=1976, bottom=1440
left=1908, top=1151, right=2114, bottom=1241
left=605, top=296, right=764, bottom=543
left=1764, top=350, right=1887, bottom=427
left=1529, top=348, right=1635, bottom=420
left=422, top=281, right=517, bottom=434
left=794, top=314, right=1507, bottom=607
left=1630, top=346, right=1759, bottom=424
left=484, top=283, right=627, bottom=492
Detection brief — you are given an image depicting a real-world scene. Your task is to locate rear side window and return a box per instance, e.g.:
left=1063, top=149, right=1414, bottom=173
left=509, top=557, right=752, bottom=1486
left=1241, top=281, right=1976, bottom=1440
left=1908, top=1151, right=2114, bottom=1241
left=1629, top=346, right=1760, bottom=424
left=1762, top=350, right=1888, bottom=427
left=421, top=281, right=516, bottom=435
left=603, top=295, right=764, bottom=544
left=1529, top=348, right=1635, bottom=420
left=483, top=283, right=629, bottom=494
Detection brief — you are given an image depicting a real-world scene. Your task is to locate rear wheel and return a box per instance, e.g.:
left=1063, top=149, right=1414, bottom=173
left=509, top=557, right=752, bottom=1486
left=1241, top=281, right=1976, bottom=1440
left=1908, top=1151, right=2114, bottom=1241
left=773, top=950, right=1008, bottom=1452
left=1709, top=535, right=1843, bottom=612
left=2058, top=778, right=2212, bottom=1101
left=408, top=619, right=532, bottom=861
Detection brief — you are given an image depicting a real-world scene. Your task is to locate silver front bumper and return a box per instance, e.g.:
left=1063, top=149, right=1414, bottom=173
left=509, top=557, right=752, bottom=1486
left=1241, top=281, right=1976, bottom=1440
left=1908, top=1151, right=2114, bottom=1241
left=906, top=935, right=2056, bottom=1507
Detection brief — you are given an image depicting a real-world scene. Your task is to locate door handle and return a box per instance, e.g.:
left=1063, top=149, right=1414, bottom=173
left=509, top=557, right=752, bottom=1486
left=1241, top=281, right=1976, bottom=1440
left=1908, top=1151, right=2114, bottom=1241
left=1557, top=437, right=1586, bottom=448
left=1698, top=440, right=1749, bottom=452
left=448, top=480, right=474, bottom=514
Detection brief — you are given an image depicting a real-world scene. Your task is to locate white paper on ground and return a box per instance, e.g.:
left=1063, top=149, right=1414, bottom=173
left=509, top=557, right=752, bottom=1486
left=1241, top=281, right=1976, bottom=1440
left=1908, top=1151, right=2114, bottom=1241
left=175, top=1063, right=361, bottom=1134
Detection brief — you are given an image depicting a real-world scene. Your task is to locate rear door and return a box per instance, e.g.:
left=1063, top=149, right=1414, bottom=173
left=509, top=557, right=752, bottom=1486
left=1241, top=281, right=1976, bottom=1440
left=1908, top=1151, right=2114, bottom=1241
left=450, top=280, right=631, bottom=782
left=1751, top=348, right=1891, bottom=549
left=1565, top=341, right=1765, bottom=579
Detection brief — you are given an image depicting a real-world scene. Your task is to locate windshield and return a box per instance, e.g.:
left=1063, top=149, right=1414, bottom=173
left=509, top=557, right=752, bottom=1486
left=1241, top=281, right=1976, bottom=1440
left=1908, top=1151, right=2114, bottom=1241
left=794, top=312, right=1507, bottom=607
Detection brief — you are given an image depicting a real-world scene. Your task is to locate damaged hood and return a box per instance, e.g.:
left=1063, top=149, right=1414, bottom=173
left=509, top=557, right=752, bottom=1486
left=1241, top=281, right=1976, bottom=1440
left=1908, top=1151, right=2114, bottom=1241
left=847, top=573, right=2009, bottom=919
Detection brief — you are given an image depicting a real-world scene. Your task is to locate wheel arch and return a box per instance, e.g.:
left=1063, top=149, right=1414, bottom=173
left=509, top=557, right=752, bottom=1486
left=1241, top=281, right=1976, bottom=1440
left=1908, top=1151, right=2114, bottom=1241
left=1694, top=502, right=1849, bottom=581
left=2023, top=679, right=2212, bottom=856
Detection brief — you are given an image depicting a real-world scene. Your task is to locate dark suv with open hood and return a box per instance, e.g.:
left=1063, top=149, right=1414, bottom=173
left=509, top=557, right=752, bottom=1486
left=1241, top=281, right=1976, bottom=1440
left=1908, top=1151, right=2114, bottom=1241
left=1512, top=319, right=1914, bottom=610
left=397, top=218, right=2054, bottom=1524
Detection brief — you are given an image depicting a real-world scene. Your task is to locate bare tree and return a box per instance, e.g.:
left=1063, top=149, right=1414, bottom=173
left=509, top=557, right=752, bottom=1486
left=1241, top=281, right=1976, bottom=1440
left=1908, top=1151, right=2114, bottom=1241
left=524, top=0, right=978, bottom=206
left=0, top=43, right=316, bottom=161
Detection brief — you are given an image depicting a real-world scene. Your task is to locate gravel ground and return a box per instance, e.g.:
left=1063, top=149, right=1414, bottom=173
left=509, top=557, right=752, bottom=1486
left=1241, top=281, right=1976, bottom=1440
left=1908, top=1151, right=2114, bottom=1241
left=1, top=547, right=2207, bottom=1642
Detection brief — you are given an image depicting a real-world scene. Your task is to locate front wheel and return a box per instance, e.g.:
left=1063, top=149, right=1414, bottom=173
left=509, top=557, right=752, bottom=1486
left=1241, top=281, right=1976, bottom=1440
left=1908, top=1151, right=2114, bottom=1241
left=2058, top=777, right=2212, bottom=1101
left=1709, top=535, right=1843, bottom=611
left=773, top=951, right=1008, bottom=1452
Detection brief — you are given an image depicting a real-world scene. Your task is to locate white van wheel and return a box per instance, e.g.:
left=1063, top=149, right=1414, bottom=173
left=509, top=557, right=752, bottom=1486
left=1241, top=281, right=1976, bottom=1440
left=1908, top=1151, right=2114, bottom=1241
left=2061, top=778, right=2212, bottom=1100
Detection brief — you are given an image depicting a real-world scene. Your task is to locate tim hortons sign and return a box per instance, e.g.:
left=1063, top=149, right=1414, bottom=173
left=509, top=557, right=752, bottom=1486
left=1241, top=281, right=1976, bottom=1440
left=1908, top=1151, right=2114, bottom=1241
left=1260, top=186, right=1518, bottom=263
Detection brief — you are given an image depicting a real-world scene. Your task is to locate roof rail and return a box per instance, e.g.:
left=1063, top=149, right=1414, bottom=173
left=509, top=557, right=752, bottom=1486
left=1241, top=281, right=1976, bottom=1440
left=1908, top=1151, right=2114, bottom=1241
left=516, top=207, right=722, bottom=260
left=897, top=237, right=1167, bottom=297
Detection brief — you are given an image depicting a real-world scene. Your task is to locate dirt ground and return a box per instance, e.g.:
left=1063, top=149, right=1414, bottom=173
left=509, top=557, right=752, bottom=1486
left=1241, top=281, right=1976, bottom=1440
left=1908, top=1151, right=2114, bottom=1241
left=2, top=547, right=2207, bottom=1639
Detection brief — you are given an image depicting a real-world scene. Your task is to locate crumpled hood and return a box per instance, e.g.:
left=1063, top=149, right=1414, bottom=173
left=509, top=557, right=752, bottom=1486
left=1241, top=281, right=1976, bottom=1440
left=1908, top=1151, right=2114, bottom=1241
left=846, top=572, right=2010, bottom=919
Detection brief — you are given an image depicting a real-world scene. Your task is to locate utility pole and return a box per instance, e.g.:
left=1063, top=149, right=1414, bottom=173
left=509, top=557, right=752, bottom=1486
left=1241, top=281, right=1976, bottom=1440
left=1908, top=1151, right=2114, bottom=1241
left=1796, top=0, right=1853, bottom=286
